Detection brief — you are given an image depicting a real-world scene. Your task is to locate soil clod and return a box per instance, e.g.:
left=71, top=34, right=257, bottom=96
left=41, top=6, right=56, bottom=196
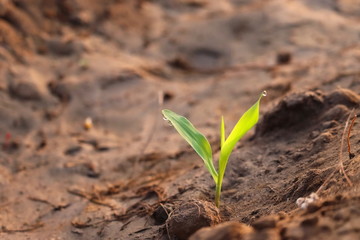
left=256, top=91, right=324, bottom=136
left=252, top=216, right=277, bottom=230
left=166, top=200, right=221, bottom=240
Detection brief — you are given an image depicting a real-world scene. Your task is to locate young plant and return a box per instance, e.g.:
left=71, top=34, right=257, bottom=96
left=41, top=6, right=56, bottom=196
left=162, top=91, right=266, bottom=207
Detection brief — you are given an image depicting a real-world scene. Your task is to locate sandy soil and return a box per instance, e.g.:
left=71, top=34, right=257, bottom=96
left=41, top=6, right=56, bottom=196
left=0, top=0, right=360, bottom=239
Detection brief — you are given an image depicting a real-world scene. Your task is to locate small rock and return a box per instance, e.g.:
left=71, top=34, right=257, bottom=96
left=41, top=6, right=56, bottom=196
left=83, top=117, right=93, bottom=130
left=296, top=193, right=319, bottom=209
left=189, top=221, right=252, bottom=240
left=167, top=200, right=221, bottom=240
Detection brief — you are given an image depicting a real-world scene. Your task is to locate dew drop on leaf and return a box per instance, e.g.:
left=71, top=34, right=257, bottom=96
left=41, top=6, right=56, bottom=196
left=262, top=90, right=267, bottom=97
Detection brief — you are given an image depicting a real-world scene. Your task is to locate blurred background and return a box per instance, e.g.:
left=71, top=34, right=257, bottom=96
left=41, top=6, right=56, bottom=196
left=1, top=0, right=359, bottom=157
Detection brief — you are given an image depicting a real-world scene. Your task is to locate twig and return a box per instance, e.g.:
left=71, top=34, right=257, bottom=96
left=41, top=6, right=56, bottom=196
left=28, top=196, right=70, bottom=210
left=347, top=113, right=357, bottom=159
left=28, top=196, right=57, bottom=208
left=1, top=222, right=44, bottom=233
left=67, top=188, right=117, bottom=209
left=339, top=110, right=353, bottom=187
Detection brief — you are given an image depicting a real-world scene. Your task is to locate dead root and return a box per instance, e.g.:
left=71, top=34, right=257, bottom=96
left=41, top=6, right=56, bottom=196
left=316, top=109, right=356, bottom=194
left=338, top=109, right=354, bottom=187
left=347, top=113, right=357, bottom=159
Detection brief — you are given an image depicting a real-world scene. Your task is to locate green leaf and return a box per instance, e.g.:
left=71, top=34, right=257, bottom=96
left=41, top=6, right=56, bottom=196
left=219, top=92, right=265, bottom=178
left=220, top=116, right=225, bottom=149
left=162, top=109, right=218, bottom=182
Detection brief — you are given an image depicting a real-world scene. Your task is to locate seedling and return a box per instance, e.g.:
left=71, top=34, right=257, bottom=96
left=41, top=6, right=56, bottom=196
left=162, top=91, right=266, bottom=207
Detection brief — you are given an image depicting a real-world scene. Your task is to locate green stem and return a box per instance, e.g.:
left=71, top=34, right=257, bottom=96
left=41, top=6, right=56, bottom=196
left=215, top=176, right=222, bottom=207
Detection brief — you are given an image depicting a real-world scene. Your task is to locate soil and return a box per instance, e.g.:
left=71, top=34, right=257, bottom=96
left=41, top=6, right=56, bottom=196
left=0, top=0, right=360, bottom=239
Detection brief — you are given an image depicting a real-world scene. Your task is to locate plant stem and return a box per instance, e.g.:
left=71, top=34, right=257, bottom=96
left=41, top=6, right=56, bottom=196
left=216, top=153, right=226, bottom=208
left=215, top=181, right=221, bottom=207
left=215, top=183, right=221, bottom=207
